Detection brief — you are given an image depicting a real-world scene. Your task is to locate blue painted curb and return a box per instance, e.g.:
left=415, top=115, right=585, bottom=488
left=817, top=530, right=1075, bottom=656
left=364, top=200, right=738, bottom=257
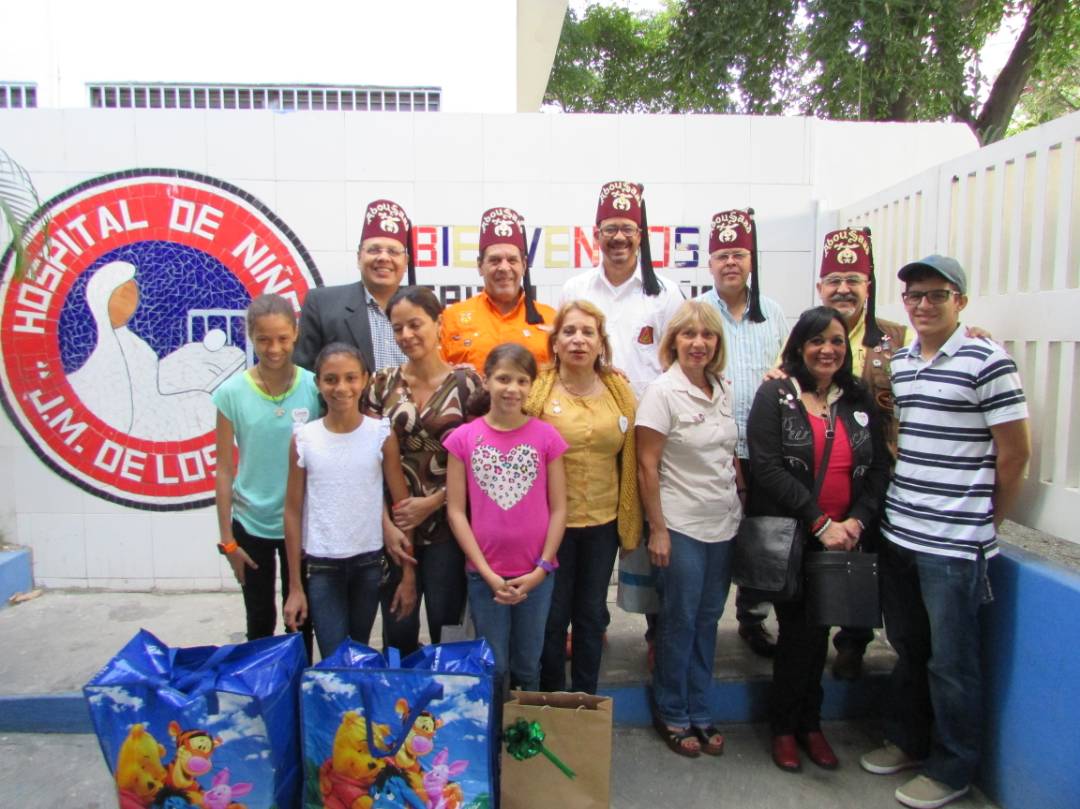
left=0, top=548, right=32, bottom=608
left=0, top=693, right=93, bottom=733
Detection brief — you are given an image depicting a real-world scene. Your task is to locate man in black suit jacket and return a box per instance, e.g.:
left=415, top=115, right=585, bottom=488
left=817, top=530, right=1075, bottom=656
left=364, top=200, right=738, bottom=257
left=293, top=198, right=416, bottom=373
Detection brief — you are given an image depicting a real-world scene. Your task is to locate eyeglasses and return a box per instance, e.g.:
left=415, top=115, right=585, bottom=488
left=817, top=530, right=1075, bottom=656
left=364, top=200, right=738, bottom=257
left=599, top=224, right=641, bottom=237
left=821, top=275, right=867, bottom=288
left=363, top=246, right=406, bottom=258
left=901, top=289, right=960, bottom=306
left=712, top=250, right=751, bottom=262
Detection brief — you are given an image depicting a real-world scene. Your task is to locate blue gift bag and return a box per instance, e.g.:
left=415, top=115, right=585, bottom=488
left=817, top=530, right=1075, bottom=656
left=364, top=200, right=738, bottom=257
left=84, top=629, right=306, bottom=809
left=300, top=639, right=496, bottom=809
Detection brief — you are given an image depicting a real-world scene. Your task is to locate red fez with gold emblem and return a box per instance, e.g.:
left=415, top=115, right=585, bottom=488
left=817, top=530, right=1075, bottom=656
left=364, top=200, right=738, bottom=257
left=360, top=199, right=410, bottom=248
left=820, top=228, right=872, bottom=277
left=709, top=209, right=755, bottom=254
left=478, top=207, right=527, bottom=257
left=596, top=181, right=644, bottom=226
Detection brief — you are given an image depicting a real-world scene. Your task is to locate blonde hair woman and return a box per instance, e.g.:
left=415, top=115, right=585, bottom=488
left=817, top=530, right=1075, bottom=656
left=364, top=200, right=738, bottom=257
left=637, top=300, right=744, bottom=757
left=524, top=300, right=641, bottom=694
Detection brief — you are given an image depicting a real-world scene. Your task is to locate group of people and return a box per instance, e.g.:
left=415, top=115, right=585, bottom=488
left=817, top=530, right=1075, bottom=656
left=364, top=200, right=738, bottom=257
left=213, top=182, right=1030, bottom=809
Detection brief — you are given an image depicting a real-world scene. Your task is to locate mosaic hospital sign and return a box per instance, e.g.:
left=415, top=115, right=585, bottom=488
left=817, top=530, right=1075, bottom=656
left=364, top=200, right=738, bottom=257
left=0, top=170, right=321, bottom=509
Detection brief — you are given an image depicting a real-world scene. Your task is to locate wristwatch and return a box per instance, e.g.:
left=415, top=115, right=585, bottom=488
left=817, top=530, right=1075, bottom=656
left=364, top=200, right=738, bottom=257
left=217, top=541, right=238, bottom=556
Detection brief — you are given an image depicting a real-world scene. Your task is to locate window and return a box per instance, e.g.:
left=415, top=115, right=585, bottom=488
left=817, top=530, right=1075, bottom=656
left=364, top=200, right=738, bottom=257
left=1, top=83, right=38, bottom=108
left=86, top=83, right=441, bottom=111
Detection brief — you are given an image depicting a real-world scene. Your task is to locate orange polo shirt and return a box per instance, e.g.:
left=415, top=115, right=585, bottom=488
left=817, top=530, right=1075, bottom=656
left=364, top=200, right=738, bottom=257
left=440, top=291, right=556, bottom=372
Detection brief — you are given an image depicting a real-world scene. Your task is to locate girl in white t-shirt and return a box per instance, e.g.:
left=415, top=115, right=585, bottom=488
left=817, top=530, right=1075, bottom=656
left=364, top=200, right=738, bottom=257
left=283, top=343, right=413, bottom=659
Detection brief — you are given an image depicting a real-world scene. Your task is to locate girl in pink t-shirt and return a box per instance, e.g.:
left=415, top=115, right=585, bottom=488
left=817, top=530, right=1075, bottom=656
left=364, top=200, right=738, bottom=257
left=444, top=343, right=568, bottom=690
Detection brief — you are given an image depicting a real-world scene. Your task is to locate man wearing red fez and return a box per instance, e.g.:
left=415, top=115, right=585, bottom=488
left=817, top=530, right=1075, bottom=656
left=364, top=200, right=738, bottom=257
left=559, top=181, right=685, bottom=671
left=698, top=208, right=789, bottom=659
left=440, top=207, right=555, bottom=371
left=560, top=181, right=684, bottom=399
left=294, top=198, right=417, bottom=374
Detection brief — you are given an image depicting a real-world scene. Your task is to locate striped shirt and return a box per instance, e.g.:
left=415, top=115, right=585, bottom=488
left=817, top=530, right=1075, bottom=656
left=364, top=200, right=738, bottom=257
left=697, top=289, right=788, bottom=458
left=881, top=326, right=1028, bottom=560
left=365, top=287, right=406, bottom=374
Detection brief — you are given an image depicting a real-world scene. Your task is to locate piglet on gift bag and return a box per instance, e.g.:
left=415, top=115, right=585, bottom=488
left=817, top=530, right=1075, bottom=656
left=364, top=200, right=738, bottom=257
left=299, top=639, right=497, bottom=809
left=84, top=629, right=306, bottom=809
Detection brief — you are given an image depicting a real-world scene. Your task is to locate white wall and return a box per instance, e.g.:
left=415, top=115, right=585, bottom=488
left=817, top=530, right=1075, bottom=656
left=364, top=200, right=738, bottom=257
left=0, top=108, right=977, bottom=588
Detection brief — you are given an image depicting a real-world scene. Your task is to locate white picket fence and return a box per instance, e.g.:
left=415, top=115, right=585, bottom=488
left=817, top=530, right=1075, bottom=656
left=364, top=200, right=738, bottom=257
left=837, top=110, right=1080, bottom=544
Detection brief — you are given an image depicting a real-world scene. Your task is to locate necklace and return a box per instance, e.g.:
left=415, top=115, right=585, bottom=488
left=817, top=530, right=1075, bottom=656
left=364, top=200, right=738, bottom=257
left=256, top=365, right=291, bottom=417
left=552, top=374, right=599, bottom=414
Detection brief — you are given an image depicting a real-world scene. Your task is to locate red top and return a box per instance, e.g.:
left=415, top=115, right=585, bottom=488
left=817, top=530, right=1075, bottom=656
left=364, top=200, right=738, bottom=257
left=809, top=413, right=853, bottom=521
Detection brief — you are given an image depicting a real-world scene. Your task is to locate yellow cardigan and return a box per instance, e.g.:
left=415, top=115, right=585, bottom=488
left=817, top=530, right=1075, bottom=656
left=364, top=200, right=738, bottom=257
left=524, top=369, right=644, bottom=551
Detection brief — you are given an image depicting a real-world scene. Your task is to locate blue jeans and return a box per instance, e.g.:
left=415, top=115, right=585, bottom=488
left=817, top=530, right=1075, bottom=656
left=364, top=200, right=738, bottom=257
left=380, top=538, right=468, bottom=654
left=882, top=542, right=990, bottom=789
left=306, top=550, right=384, bottom=660
left=467, top=571, right=555, bottom=691
left=654, top=531, right=733, bottom=727
left=539, top=521, right=620, bottom=694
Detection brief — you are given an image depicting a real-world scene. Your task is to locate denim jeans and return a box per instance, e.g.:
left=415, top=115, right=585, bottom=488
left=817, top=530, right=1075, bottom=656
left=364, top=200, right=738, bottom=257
left=467, top=571, right=555, bottom=691
left=881, top=541, right=990, bottom=789
left=232, top=521, right=313, bottom=662
left=539, top=521, right=619, bottom=694
left=380, top=538, right=468, bottom=655
left=306, top=549, right=384, bottom=660
left=654, top=530, right=733, bottom=728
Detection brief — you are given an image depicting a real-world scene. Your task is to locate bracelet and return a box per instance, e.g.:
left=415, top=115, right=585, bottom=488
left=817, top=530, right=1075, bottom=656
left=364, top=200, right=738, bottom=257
left=217, top=541, right=238, bottom=556
left=809, top=513, right=829, bottom=534
left=535, top=558, right=558, bottom=574
left=813, top=518, right=833, bottom=538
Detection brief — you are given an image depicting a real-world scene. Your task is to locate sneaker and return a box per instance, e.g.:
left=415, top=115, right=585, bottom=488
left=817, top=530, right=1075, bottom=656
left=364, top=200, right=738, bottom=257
left=895, top=775, right=970, bottom=809
left=860, top=742, right=926, bottom=774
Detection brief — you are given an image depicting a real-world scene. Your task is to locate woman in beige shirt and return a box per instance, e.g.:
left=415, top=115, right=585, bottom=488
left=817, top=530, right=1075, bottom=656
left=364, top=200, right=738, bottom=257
left=525, top=300, right=641, bottom=694
left=637, top=300, right=745, bottom=758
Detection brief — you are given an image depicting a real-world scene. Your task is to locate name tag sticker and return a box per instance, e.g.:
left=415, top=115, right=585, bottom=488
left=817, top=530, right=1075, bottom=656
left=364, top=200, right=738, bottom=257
left=854, top=410, right=869, bottom=427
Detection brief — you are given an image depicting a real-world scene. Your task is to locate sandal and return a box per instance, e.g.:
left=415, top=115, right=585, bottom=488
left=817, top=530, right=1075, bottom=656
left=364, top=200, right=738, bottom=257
left=692, top=725, right=725, bottom=756
left=658, top=725, right=701, bottom=758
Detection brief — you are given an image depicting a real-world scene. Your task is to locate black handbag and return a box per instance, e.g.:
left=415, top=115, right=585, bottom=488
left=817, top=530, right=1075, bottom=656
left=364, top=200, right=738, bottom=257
left=804, top=549, right=882, bottom=628
left=733, top=407, right=836, bottom=603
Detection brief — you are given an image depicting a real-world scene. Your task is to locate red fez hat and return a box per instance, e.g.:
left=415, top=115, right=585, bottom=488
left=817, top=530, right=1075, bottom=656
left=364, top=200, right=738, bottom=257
left=709, top=210, right=755, bottom=254
left=361, top=199, right=410, bottom=248
left=478, top=207, right=527, bottom=257
left=820, top=228, right=872, bottom=277
left=596, top=181, right=644, bottom=226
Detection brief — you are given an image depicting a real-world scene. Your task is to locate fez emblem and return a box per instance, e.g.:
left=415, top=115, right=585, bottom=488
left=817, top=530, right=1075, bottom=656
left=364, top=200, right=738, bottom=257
left=837, top=245, right=858, bottom=264
left=493, top=220, right=514, bottom=238
left=613, top=194, right=632, bottom=212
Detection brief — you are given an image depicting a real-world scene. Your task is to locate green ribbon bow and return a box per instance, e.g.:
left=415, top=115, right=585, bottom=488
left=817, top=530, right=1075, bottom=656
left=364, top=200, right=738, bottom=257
left=504, top=718, right=576, bottom=779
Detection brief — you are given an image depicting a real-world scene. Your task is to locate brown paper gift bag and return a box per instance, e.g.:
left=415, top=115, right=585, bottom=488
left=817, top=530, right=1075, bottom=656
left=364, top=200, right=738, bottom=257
left=500, top=691, right=613, bottom=809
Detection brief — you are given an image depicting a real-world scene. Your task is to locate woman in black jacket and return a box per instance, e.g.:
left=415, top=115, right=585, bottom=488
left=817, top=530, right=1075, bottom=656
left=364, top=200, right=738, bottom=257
left=747, top=306, right=890, bottom=773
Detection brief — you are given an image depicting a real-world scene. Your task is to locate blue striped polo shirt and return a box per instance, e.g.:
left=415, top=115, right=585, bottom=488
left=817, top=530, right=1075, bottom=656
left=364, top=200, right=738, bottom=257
left=881, top=326, right=1028, bottom=560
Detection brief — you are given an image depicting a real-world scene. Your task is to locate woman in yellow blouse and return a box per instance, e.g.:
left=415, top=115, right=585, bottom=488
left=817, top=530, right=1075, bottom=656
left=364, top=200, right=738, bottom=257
left=525, top=300, right=642, bottom=694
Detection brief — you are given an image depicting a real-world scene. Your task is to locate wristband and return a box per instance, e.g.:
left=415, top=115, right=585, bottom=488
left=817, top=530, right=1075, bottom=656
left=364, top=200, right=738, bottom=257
left=217, top=541, right=238, bottom=556
left=809, top=513, right=829, bottom=535
left=535, top=558, right=558, bottom=574
left=813, top=518, right=833, bottom=539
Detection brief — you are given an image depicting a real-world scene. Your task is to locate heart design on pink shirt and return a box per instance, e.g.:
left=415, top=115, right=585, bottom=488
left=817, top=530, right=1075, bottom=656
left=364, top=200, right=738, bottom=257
left=471, top=443, right=540, bottom=511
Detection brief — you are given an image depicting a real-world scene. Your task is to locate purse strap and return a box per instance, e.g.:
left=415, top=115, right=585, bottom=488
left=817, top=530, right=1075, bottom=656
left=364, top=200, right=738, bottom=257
left=810, top=401, right=838, bottom=500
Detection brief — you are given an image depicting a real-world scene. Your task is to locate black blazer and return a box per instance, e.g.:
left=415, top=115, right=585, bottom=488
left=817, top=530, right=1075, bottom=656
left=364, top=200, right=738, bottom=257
left=293, top=282, right=376, bottom=374
left=746, top=378, right=890, bottom=531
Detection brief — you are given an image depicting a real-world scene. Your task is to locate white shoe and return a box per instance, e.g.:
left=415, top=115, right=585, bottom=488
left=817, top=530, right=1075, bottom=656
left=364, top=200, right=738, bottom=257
left=895, top=775, right=970, bottom=809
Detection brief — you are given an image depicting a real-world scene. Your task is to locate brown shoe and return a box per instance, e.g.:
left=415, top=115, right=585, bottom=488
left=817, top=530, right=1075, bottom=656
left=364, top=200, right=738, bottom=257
left=797, top=731, right=839, bottom=769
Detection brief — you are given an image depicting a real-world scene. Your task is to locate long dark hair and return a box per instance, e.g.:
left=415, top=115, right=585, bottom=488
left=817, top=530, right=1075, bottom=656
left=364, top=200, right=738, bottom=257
left=386, top=285, right=443, bottom=321
left=780, top=306, right=860, bottom=400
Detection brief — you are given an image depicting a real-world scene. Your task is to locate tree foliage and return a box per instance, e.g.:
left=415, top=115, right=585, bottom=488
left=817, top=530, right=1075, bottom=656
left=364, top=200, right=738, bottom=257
left=544, top=0, right=1080, bottom=143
